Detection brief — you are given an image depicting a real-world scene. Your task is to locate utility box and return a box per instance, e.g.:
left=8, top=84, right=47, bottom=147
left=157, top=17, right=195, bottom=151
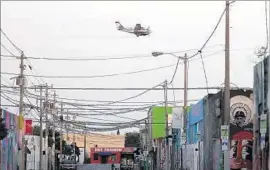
left=16, top=77, right=27, bottom=86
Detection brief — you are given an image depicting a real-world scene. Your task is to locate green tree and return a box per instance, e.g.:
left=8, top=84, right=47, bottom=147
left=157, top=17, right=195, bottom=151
left=125, top=132, right=140, bottom=148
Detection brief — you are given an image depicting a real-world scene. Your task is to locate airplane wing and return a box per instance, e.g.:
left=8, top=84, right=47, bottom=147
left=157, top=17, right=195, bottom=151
left=134, top=24, right=142, bottom=31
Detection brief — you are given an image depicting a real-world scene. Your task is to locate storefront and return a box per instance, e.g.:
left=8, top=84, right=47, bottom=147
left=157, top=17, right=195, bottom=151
left=90, top=147, right=135, bottom=166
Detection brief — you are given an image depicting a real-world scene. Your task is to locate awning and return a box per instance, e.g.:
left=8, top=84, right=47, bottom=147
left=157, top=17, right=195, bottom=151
left=98, top=152, right=112, bottom=156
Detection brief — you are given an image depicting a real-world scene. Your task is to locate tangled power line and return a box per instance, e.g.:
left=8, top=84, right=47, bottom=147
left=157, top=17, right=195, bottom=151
left=1, top=2, right=255, bottom=133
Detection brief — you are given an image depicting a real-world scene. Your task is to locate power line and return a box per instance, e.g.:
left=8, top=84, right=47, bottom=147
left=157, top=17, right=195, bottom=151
left=86, top=82, right=164, bottom=106
left=264, top=0, right=269, bottom=54
left=0, top=50, right=225, bottom=80
left=0, top=28, right=23, bottom=52
left=199, top=52, right=210, bottom=94
left=0, top=45, right=223, bottom=61
left=1, top=42, right=42, bottom=86
left=1, top=64, right=175, bottom=79
left=13, top=88, right=191, bottom=105
left=1, top=54, right=154, bottom=61
left=1, top=44, right=17, bottom=56
left=188, top=8, right=226, bottom=59
left=1, top=85, right=252, bottom=91
left=169, top=55, right=181, bottom=84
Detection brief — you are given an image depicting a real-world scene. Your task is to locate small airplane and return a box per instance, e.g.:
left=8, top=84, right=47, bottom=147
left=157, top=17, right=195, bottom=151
left=115, top=21, right=151, bottom=37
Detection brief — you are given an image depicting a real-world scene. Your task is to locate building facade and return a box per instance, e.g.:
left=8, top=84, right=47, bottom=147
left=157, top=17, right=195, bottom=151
left=186, top=89, right=254, bottom=170
left=90, top=147, right=134, bottom=165
left=253, top=56, right=270, bottom=170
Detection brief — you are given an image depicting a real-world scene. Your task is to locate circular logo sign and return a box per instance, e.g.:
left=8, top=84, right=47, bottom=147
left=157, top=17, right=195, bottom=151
left=230, top=95, right=254, bottom=127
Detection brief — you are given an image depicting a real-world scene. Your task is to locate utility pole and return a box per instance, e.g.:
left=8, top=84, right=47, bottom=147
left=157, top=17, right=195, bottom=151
left=19, top=52, right=26, bottom=170
left=181, top=53, right=188, bottom=170
left=183, top=53, right=188, bottom=131
left=144, top=119, right=149, bottom=170
left=66, top=110, right=69, bottom=142
left=73, top=115, right=76, bottom=143
left=83, top=123, right=87, bottom=163
left=163, top=80, right=169, bottom=170
left=38, top=85, right=44, bottom=170
left=44, top=84, right=49, bottom=170
left=171, top=132, right=175, bottom=170
left=223, top=1, right=230, bottom=170
left=60, top=103, right=64, bottom=167
left=52, top=91, right=56, bottom=170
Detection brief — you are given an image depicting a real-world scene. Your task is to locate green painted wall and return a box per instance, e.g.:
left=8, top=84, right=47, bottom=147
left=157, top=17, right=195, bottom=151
left=151, top=106, right=172, bottom=139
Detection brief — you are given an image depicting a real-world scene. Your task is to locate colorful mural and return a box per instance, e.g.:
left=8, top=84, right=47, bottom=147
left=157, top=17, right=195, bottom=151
left=229, top=94, right=254, bottom=170
left=0, top=109, right=23, bottom=170
left=160, top=139, right=165, bottom=170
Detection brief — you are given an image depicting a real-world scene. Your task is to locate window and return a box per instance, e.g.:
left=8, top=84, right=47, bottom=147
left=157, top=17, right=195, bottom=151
left=94, top=153, right=98, bottom=160
left=111, top=154, right=116, bottom=161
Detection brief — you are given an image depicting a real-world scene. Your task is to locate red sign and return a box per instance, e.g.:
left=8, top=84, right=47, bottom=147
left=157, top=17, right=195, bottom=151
left=93, top=148, right=123, bottom=152
left=91, top=147, right=135, bottom=153
left=24, top=119, right=33, bottom=135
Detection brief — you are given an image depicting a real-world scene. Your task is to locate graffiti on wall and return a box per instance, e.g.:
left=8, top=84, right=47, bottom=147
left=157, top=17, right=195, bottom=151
left=160, top=139, right=166, bottom=170
left=229, top=94, right=254, bottom=170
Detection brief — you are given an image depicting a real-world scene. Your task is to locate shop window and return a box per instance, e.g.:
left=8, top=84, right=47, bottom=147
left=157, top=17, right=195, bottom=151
left=94, top=153, right=98, bottom=160
left=111, top=154, right=116, bottom=161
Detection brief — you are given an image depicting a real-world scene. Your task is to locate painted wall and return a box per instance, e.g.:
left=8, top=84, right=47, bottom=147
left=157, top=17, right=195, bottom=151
left=25, top=135, right=45, bottom=170
left=228, top=90, right=254, bottom=170
left=186, top=100, right=204, bottom=144
left=202, top=92, right=222, bottom=170
left=188, top=100, right=204, bottom=125
left=151, top=106, right=172, bottom=139
left=200, top=89, right=254, bottom=170
left=0, top=109, right=22, bottom=170
left=90, top=147, right=134, bottom=164
left=253, top=57, right=268, bottom=170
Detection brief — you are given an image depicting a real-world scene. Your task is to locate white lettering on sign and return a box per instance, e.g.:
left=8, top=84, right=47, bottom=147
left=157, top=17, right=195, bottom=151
left=94, top=148, right=123, bottom=152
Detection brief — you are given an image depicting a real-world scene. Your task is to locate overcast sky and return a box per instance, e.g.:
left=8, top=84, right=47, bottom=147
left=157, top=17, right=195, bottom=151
left=1, top=1, right=268, bottom=134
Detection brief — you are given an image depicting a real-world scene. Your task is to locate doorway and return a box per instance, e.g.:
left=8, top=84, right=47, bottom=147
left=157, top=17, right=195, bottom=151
left=101, top=156, right=108, bottom=164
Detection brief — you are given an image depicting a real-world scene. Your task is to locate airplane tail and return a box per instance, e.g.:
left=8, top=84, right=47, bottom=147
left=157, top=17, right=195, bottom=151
left=115, top=21, right=124, bottom=30
left=148, top=26, right=152, bottom=34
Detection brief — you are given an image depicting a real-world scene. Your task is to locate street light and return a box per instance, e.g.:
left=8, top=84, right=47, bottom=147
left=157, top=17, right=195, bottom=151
left=151, top=52, right=164, bottom=57
left=152, top=51, right=188, bottom=170
left=151, top=52, right=186, bottom=60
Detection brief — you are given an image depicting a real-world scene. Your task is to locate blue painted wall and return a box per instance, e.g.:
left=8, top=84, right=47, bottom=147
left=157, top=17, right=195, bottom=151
left=188, top=100, right=204, bottom=125
left=186, top=99, right=204, bottom=144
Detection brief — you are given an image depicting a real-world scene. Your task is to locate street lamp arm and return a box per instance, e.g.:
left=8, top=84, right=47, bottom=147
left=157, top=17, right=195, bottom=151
left=151, top=52, right=186, bottom=60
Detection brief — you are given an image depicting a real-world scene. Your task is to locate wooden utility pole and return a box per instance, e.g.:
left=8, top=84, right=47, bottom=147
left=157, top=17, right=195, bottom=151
left=19, top=52, right=26, bottom=170
left=181, top=53, right=188, bottom=170
left=73, top=115, right=76, bottom=143
left=163, top=80, right=170, bottom=170
left=60, top=103, right=64, bottom=165
left=44, top=84, right=49, bottom=170
left=83, top=123, right=87, bottom=163
left=52, top=91, right=56, bottom=170
left=223, top=1, right=231, bottom=170
left=38, top=85, right=45, bottom=170
left=66, top=110, right=69, bottom=142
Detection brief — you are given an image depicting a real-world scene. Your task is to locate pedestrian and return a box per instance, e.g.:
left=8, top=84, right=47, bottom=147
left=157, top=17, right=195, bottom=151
left=111, top=163, right=115, bottom=170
